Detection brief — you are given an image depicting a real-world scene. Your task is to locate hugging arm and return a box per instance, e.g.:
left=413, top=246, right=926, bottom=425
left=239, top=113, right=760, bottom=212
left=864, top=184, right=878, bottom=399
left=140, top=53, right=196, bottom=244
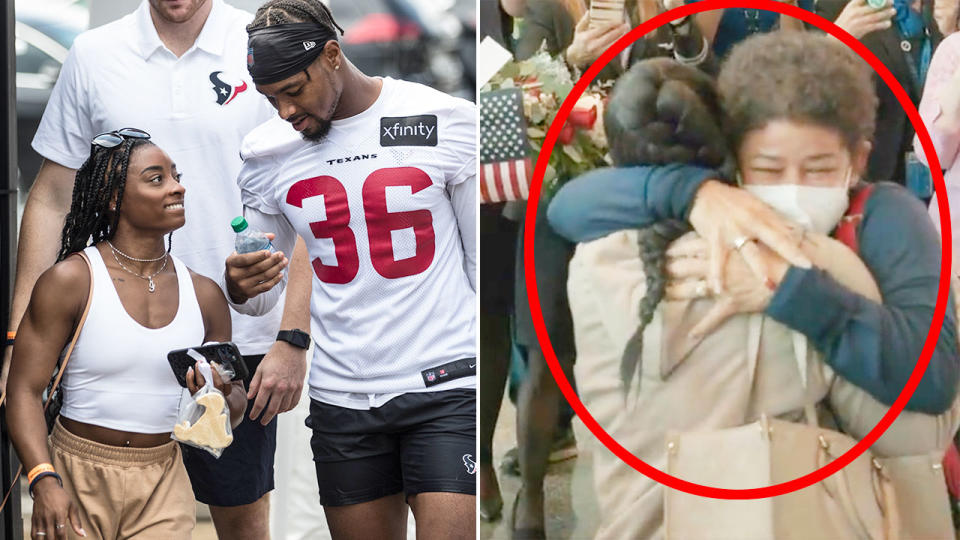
left=547, top=164, right=717, bottom=242
left=766, top=185, right=960, bottom=414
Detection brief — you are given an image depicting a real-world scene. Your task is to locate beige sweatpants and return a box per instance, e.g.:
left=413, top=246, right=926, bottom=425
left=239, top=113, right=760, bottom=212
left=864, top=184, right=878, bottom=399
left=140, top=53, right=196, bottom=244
left=47, top=419, right=195, bottom=540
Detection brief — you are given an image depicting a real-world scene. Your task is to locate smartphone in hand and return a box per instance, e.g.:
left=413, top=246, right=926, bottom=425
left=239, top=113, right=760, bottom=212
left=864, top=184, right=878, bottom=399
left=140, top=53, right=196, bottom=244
left=590, top=0, right=626, bottom=29
left=167, top=342, right=249, bottom=388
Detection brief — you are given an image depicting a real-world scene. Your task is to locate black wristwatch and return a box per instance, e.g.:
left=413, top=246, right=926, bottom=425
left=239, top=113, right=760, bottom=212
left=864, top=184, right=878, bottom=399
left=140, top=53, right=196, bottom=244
left=277, top=329, right=310, bottom=349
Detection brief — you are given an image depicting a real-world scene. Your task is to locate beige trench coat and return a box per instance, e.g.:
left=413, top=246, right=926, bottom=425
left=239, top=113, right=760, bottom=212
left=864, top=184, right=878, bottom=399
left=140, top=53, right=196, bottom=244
left=567, top=229, right=960, bottom=539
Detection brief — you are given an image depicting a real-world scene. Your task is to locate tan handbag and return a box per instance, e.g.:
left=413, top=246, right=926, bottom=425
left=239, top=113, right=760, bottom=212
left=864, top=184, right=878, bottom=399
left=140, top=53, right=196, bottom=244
left=663, top=315, right=900, bottom=540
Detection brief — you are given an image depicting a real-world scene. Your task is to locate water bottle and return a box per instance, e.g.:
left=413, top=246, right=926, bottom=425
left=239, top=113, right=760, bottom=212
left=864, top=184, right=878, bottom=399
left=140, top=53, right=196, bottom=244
left=231, top=216, right=275, bottom=254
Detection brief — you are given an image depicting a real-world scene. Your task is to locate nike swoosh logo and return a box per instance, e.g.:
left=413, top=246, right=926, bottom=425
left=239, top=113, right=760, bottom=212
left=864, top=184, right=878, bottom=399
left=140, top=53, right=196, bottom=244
left=468, top=363, right=476, bottom=369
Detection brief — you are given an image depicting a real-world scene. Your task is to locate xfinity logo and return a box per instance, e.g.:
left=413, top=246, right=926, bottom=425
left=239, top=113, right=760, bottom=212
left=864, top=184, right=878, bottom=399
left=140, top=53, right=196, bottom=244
left=303, top=41, right=316, bottom=51
left=380, top=115, right=438, bottom=147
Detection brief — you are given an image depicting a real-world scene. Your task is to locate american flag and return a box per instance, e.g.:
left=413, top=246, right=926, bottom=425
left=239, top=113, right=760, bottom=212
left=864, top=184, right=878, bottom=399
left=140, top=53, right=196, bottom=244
left=480, top=88, right=532, bottom=203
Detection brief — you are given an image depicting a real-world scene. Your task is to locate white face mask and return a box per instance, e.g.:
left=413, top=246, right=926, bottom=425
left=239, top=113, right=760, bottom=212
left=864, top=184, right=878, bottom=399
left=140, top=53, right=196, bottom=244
left=740, top=169, right=854, bottom=235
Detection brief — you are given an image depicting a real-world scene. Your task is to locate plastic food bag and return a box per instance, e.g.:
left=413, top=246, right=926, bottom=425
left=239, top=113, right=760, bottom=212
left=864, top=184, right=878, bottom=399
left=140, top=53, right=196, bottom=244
left=172, top=353, right=234, bottom=458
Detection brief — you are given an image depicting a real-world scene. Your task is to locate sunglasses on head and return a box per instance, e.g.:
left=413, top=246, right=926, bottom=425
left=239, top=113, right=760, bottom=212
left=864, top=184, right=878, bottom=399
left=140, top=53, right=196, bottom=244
left=92, top=128, right=151, bottom=149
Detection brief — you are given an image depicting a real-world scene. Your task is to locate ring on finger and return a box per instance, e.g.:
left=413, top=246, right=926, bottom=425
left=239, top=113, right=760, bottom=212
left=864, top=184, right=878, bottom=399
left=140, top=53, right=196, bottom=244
left=35, top=532, right=46, bottom=537
left=732, top=235, right=751, bottom=251
left=695, top=281, right=708, bottom=297
left=56, top=524, right=65, bottom=529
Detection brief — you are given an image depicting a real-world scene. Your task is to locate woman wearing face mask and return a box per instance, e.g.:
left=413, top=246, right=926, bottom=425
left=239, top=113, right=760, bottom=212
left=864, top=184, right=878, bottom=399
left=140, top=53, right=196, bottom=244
left=547, top=32, right=960, bottom=538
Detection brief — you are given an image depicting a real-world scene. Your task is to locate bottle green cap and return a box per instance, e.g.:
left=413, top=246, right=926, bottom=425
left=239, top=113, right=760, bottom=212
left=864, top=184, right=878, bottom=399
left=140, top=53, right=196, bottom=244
left=866, top=0, right=886, bottom=8
left=230, top=216, right=248, bottom=233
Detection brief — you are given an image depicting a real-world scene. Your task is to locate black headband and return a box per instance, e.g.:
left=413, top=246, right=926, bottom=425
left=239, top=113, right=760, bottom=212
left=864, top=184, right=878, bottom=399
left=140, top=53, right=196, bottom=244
left=247, top=23, right=339, bottom=85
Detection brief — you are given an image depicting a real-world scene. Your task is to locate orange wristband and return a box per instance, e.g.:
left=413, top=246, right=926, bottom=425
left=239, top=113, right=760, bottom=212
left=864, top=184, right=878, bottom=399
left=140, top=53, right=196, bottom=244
left=5, top=331, right=14, bottom=339
left=27, top=463, right=55, bottom=485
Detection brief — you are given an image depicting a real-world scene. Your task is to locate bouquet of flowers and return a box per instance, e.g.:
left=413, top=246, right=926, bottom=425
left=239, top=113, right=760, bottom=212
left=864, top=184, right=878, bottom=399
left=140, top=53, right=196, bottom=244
left=480, top=46, right=612, bottom=201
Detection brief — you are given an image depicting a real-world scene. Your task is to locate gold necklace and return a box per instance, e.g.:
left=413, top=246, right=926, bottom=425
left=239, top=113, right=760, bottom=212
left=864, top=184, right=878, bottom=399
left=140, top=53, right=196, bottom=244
left=110, top=247, right=168, bottom=293
left=105, top=240, right=166, bottom=262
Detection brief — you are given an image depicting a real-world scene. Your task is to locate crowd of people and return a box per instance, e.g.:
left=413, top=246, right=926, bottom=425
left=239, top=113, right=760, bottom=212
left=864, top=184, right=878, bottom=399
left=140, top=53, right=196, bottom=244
left=2, top=0, right=477, bottom=538
left=479, top=0, right=960, bottom=538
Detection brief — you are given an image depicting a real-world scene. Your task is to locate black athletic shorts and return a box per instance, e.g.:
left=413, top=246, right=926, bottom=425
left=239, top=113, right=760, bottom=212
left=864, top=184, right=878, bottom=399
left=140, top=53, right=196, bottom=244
left=181, top=354, right=277, bottom=507
left=306, top=388, right=476, bottom=507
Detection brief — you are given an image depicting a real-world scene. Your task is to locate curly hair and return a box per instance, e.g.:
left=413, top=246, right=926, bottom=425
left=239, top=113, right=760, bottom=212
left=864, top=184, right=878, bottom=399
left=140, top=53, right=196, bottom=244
left=718, top=32, right=877, bottom=154
left=57, top=139, right=163, bottom=261
left=605, top=58, right=731, bottom=390
left=247, top=0, right=345, bottom=35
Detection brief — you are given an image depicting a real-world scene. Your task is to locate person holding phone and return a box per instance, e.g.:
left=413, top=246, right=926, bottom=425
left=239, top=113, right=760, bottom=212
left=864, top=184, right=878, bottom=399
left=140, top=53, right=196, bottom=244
left=518, top=0, right=714, bottom=77
left=822, top=0, right=943, bottom=186
left=6, top=131, right=245, bottom=540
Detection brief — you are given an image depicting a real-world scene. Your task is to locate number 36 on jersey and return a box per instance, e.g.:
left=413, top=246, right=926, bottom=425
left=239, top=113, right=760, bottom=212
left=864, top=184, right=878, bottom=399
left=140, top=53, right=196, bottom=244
left=285, top=166, right=436, bottom=284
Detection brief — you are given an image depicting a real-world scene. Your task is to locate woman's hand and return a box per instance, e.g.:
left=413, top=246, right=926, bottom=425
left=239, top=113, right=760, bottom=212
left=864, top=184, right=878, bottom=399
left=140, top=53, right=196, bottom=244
left=565, top=12, right=631, bottom=69
left=833, top=0, right=896, bottom=40
left=664, top=233, right=790, bottom=337
left=186, top=362, right=246, bottom=427
left=687, top=180, right=811, bottom=294
left=31, top=478, right=84, bottom=539
left=186, top=362, right=229, bottom=397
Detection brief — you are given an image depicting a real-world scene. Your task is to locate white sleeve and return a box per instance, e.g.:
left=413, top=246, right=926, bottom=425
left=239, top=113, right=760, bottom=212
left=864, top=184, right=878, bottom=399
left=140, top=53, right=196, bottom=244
left=31, top=39, right=96, bottom=169
left=437, top=97, right=477, bottom=187
left=237, top=125, right=286, bottom=215
left=448, top=172, right=477, bottom=292
left=220, top=206, right=298, bottom=316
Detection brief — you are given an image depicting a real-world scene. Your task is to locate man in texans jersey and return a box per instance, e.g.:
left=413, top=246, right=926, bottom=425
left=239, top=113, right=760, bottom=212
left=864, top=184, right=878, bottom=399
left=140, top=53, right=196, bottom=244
left=222, top=1, right=476, bottom=538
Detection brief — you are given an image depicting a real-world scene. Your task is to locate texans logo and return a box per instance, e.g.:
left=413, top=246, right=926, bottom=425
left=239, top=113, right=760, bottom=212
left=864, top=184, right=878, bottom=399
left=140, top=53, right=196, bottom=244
left=462, top=454, right=476, bottom=475
left=210, top=71, right=247, bottom=106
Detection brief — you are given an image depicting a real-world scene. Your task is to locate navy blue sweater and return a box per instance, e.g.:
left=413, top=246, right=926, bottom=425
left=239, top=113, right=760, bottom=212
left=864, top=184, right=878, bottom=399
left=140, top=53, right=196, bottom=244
left=547, top=165, right=959, bottom=414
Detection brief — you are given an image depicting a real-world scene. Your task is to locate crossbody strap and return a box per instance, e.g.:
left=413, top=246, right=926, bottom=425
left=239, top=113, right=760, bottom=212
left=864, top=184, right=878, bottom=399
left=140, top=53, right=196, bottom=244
left=0, top=250, right=94, bottom=514
left=43, top=251, right=94, bottom=412
left=834, top=184, right=875, bottom=255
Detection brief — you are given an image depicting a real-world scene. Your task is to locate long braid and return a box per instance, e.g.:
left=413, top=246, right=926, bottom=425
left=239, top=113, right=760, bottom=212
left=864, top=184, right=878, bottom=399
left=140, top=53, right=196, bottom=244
left=247, top=0, right=345, bottom=34
left=620, top=220, right=689, bottom=386
left=57, top=139, right=152, bottom=262
left=604, top=58, right=731, bottom=393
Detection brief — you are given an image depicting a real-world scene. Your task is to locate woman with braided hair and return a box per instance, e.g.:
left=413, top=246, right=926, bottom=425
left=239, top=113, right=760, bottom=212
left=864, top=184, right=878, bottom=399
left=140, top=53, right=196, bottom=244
left=6, top=131, right=244, bottom=540
left=504, top=0, right=717, bottom=536
left=548, top=32, right=960, bottom=537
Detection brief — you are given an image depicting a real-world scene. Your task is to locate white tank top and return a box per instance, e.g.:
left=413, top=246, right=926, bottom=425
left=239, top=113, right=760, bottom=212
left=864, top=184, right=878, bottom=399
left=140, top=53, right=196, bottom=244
left=60, top=246, right=206, bottom=433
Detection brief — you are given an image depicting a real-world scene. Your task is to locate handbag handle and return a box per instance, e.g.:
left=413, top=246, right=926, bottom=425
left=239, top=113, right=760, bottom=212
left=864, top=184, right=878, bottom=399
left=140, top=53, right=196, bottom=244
left=816, top=438, right=900, bottom=540
left=44, top=250, right=94, bottom=413
left=0, top=250, right=94, bottom=514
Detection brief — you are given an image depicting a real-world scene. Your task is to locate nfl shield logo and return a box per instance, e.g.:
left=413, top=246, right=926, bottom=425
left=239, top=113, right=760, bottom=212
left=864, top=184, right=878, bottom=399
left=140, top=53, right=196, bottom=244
left=426, top=371, right=436, bottom=382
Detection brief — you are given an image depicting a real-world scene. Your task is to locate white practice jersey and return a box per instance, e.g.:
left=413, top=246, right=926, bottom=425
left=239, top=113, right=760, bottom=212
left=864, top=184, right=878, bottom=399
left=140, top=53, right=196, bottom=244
left=237, top=78, right=476, bottom=407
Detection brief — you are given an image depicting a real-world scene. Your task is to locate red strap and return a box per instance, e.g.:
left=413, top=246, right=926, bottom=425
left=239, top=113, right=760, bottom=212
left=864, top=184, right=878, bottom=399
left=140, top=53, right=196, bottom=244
left=944, top=441, right=960, bottom=498
left=833, top=184, right=875, bottom=255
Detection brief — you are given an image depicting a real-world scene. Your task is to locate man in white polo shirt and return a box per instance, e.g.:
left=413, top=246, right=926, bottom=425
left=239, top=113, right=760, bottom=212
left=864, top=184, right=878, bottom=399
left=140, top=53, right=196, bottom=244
left=5, top=1, right=310, bottom=538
